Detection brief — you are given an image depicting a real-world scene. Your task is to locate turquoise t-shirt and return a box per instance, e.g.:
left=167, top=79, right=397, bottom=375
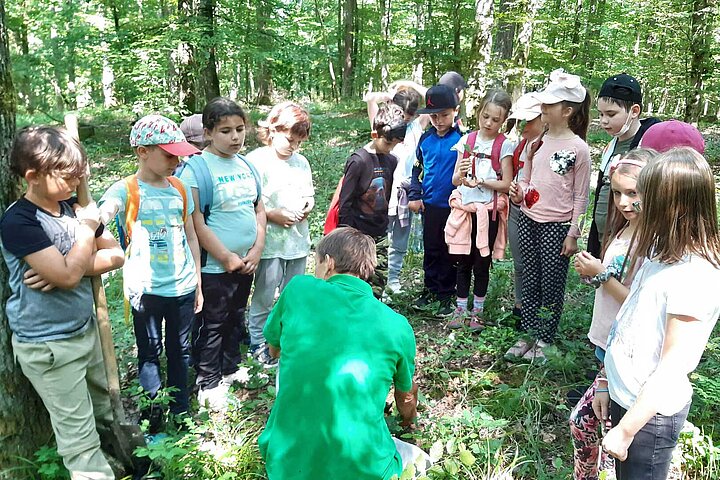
left=259, top=274, right=416, bottom=480
left=246, top=146, right=314, bottom=260
left=179, top=151, right=259, bottom=274
left=100, top=178, right=197, bottom=300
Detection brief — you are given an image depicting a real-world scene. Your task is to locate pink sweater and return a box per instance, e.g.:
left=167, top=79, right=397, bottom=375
left=445, top=189, right=508, bottom=258
left=518, top=135, right=590, bottom=237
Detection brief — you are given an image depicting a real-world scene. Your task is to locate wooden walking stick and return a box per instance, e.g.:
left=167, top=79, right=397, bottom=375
left=64, top=114, right=147, bottom=474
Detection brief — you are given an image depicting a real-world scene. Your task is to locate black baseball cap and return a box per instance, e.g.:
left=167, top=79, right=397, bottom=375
left=417, top=84, right=459, bottom=114
left=599, top=73, right=642, bottom=104
left=439, top=71, right=468, bottom=92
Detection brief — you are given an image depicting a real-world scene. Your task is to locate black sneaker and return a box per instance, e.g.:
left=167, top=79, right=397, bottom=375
left=435, top=297, right=455, bottom=317
left=412, top=291, right=435, bottom=310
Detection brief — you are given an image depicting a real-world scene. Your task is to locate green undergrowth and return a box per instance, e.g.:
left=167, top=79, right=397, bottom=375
left=14, top=105, right=720, bottom=479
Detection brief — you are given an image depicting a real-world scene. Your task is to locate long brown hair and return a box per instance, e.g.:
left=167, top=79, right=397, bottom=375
left=600, top=148, right=657, bottom=260
left=632, top=147, right=720, bottom=268
left=561, top=88, right=591, bottom=140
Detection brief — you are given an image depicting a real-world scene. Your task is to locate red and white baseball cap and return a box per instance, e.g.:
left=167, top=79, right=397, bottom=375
left=130, top=115, right=201, bottom=156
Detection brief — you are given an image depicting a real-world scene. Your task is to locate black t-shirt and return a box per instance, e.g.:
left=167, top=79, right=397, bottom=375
left=338, top=147, right=397, bottom=237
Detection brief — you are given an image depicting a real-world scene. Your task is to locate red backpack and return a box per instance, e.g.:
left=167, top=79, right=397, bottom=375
left=463, top=131, right=506, bottom=220
left=323, top=176, right=344, bottom=235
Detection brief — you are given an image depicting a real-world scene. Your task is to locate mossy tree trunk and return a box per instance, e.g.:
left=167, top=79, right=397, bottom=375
left=0, top=0, right=52, bottom=474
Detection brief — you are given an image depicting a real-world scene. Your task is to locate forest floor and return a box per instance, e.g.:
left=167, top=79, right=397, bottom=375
left=13, top=104, right=720, bottom=479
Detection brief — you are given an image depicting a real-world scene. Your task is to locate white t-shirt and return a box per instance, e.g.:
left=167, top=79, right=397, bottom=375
left=247, top=147, right=314, bottom=260
left=388, top=118, right=424, bottom=215
left=451, top=134, right=515, bottom=205
left=605, top=255, right=720, bottom=414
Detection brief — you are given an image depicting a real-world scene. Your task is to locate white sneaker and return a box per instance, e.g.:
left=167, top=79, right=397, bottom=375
left=222, top=367, right=252, bottom=386
left=197, top=383, right=230, bottom=411
left=386, top=281, right=403, bottom=294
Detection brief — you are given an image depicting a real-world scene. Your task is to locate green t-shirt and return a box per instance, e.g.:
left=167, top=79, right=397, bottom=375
left=595, top=137, right=633, bottom=242
left=259, top=274, right=416, bottom=480
left=179, top=151, right=259, bottom=274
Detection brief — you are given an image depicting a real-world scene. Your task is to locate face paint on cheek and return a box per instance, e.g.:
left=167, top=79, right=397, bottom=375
left=632, top=200, right=642, bottom=213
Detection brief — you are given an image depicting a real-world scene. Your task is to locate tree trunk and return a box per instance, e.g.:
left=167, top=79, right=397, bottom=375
left=313, top=0, right=339, bottom=101
left=341, top=0, right=356, bottom=97
left=177, top=0, right=197, bottom=112
left=684, top=0, right=716, bottom=123
left=569, top=0, right=583, bottom=60
left=466, top=0, right=494, bottom=113
left=506, top=0, right=544, bottom=99
left=64, top=0, right=77, bottom=109
left=0, top=0, right=53, bottom=471
left=198, top=0, right=220, bottom=102
left=255, top=0, right=274, bottom=105
left=493, top=0, right=515, bottom=62
left=451, top=0, right=462, bottom=71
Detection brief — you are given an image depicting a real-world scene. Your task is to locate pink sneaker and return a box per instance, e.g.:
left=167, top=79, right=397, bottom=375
left=447, top=307, right=467, bottom=329
left=468, top=308, right=485, bottom=332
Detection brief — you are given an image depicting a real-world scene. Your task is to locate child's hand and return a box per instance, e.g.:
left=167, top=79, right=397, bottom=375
left=23, top=268, right=56, bottom=292
left=591, top=386, right=611, bottom=426
left=574, top=251, right=603, bottom=277
left=560, top=236, right=579, bottom=257
left=194, top=288, right=204, bottom=314
left=602, top=426, right=634, bottom=462
left=408, top=200, right=424, bottom=213
left=458, top=157, right=472, bottom=177
left=508, top=181, right=523, bottom=204
left=222, top=253, right=246, bottom=273
left=299, top=201, right=313, bottom=221
left=240, top=246, right=262, bottom=275
left=276, top=209, right=302, bottom=228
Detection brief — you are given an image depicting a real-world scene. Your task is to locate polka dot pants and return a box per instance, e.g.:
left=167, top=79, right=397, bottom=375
left=518, top=211, right=570, bottom=344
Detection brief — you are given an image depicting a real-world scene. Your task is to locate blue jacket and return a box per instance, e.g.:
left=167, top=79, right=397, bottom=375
left=408, top=125, right=462, bottom=208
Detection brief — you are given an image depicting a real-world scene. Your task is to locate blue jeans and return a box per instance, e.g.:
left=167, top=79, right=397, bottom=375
left=132, top=291, right=195, bottom=414
left=387, top=213, right=412, bottom=285
left=610, top=400, right=690, bottom=480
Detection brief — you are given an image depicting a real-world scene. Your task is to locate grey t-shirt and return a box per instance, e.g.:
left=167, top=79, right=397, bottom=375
left=0, top=197, right=94, bottom=343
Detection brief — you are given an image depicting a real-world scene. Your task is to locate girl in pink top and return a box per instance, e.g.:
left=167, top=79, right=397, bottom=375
left=507, top=69, right=591, bottom=360
left=569, top=149, right=655, bottom=480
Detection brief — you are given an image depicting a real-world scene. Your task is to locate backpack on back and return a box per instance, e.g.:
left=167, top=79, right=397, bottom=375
left=463, top=131, right=506, bottom=220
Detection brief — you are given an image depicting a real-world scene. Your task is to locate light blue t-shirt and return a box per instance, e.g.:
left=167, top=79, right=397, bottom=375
left=100, top=178, right=197, bottom=300
left=179, top=151, right=259, bottom=274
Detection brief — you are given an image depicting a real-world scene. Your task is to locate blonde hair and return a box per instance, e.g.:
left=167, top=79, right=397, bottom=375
left=257, top=102, right=311, bottom=146
left=600, top=148, right=657, bottom=258
left=316, top=227, right=376, bottom=280
left=632, top=147, right=720, bottom=267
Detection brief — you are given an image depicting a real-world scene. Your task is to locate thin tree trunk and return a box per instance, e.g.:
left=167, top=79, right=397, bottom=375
left=570, top=0, right=583, bottom=60
left=452, top=0, right=462, bottom=71
left=341, top=0, right=356, bottom=97
left=0, top=0, right=53, bottom=469
left=684, top=0, right=716, bottom=123
left=412, top=0, right=423, bottom=83
left=255, top=0, right=273, bottom=105
left=313, top=0, right=339, bottom=101
left=177, top=0, right=197, bottom=112
left=64, top=0, right=77, bottom=109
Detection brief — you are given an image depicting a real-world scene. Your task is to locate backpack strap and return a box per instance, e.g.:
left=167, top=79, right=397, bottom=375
left=166, top=176, right=188, bottom=222
left=236, top=153, right=263, bottom=205
left=465, top=130, right=479, bottom=178
left=489, top=134, right=506, bottom=221
left=177, top=154, right=214, bottom=218
left=490, top=133, right=506, bottom=178
left=512, top=138, right=528, bottom=180
left=123, top=174, right=140, bottom=248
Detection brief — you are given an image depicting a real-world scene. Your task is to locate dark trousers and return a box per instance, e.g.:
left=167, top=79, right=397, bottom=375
left=132, top=291, right=195, bottom=414
left=455, top=211, right=499, bottom=299
left=611, top=400, right=690, bottom=480
left=423, top=204, right=456, bottom=298
left=518, top=211, right=570, bottom=343
left=193, top=272, right=252, bottom=390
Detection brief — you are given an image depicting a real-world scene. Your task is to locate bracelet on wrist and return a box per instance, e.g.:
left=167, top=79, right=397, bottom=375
left=590, top=263, right=621, bottom=288
left=596, top=388, right=609, bottom=393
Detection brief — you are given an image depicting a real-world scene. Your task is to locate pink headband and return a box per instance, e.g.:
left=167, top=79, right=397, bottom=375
left=609, top=157, right=646, bottom=175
